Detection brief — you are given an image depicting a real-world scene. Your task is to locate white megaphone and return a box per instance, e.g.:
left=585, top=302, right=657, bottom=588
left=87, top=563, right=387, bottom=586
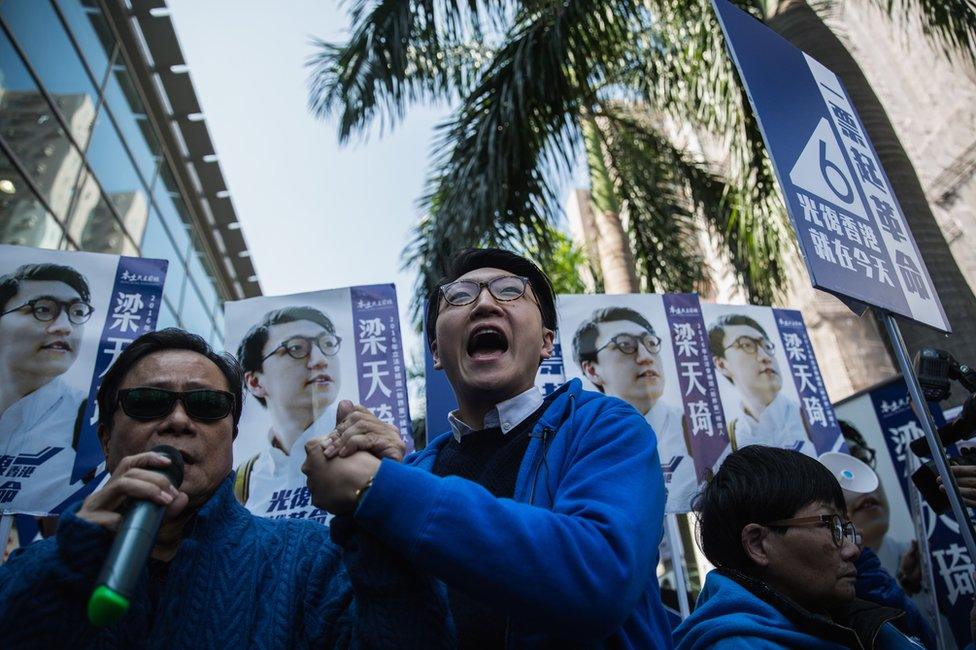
left=818, top=452, right=878, bottom=494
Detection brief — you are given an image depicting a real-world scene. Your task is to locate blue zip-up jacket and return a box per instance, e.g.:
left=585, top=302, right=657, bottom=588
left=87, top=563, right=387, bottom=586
left=354, top=378, right=672, bottom=648
left=0, top=474, right=453, bottom=648
left=854, top=547, right=935, bottom=648
left=674, top=570, right=924, bottom=649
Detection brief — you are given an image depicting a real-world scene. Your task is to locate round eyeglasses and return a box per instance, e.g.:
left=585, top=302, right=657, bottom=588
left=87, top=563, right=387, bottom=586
left=1, top=297, right=94, bottom=325
left=725, top=335, right=775, bottom=356
left=263, top=333, right=342, bottom=361
left=767, top=513, right=861, bottom=548
left=440, top=275, right=530, bottom=306
left=595, top=332, right=662, bottom=356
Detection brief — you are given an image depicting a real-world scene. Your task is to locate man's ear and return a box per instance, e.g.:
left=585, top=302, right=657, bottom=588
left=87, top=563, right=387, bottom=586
left=581, top=360, right=603, bottom=390
left=741, top=523, right=771, bottom=567
left=430, top=339, right=442, bottom=370
left=541, top=328, right=555, bottom=360
left=713, top=355, right=733, bottom=383
left=244, top=370, right=267, bottom=399
left=97, top=422, right=112, bottom=467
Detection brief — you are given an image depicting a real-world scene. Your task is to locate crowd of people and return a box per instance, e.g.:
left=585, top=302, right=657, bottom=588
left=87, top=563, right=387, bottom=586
left=0, top=247, right=973, bottom=648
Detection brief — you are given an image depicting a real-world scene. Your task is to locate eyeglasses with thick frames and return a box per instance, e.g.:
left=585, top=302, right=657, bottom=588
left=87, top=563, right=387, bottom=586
left=1, top=297, right=94, bottom=325
left=118, top=387, right=235, bottom=422
left=767, top=514, right=861, bottom=547
left=440, top=275, right=531, bottom=307
left=263, top=333, right=342, bottom=362
left=595, top=332, right=662, bottom=356
left=724, top=335, right=775, bottom=356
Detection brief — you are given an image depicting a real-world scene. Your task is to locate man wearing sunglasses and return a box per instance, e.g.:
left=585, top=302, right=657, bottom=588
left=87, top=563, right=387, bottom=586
left=0, top=262, right=93, bottom=513
left=0, top=327, right=451, bottom=647
left=674, top=446, right=924, bottom=648
left=304, top=248, right=672, bottom=648
left=572, top=306, right=698, bottom=511
left=708, top=314, right=813, bottom=454
left=234, top=306, right=346, bottom=518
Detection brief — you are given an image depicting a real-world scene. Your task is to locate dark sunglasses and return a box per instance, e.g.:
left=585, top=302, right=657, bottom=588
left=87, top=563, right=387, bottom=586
left=118, top=387, right=235, bottom=422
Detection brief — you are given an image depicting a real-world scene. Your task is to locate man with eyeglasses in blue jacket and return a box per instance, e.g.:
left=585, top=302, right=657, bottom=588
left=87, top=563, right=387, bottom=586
left=303, top=248, right=673, bottom=648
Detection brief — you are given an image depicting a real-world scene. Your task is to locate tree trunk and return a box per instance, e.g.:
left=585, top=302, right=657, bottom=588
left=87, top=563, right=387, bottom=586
left=593, top=208, right=639, bottom=293
left=583, top=117, right=640, bottom=293
left=768, top=0, right=976, bottom=404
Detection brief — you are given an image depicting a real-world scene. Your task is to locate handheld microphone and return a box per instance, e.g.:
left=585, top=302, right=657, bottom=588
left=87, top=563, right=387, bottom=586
left=910, top=392, right=976, bottom=457
left=87, top=445, right=184, bottom=627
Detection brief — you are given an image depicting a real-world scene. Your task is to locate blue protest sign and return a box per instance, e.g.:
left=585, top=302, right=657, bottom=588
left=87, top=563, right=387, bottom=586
left=836, top=379, right=972, bottom=647
left=713, top=0, right=948, bottom=332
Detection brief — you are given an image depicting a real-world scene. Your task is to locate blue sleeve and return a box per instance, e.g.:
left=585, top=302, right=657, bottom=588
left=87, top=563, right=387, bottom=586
left=354, top=403, right=664, bottom=640
left=321, top=515, right=454, bottom=649
left=0, top=505, right=112, bottom=644
left=854, top=547, right=935, bottom=649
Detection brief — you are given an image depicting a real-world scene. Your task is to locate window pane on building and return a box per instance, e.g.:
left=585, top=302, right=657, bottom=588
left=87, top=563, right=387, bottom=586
left=141, top=208, right=187, bottom=311
left=1, top=0, right=99, bottom=146
left=152, top=163, right=191, bottom=260
left=0, top=146, right=63, bottom=248
left=66, top=169, right=141, bottom=255
left=85, top=110, right=151, bottom=230
left=0, top=31, right=88, bottom=222
left=103, top=58, right=162, bottom=186
left=180, top=282, right=213, bottom=341
left=55, top=0, right=116, bottom=86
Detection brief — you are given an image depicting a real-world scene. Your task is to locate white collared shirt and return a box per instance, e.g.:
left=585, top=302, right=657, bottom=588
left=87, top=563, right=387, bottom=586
left=645, top=402, right=699, bottom=513
left=448, top=386, right=545, bottom=442
left=0, top=378, right=87, bottom=516
left=731, top=391, right=813, bottom=455
left=242, top=403, right=338, bottom=523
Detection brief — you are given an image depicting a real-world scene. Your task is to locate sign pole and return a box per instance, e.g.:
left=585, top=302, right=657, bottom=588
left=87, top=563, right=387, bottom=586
left=0, top=515, right=13, bottom=565
left=899, top=433, right=950, bottom=650
left=880, top=310, right=976, bottom=563
left=665, top=514, right=691, bottom=619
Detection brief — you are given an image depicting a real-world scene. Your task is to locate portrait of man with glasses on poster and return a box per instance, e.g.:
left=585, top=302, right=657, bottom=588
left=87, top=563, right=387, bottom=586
left=704, top=305, right=814, bottom=456
left=0, top=262, right=95, bottom=515
left=561, top=294, right=699, bottom=512
left=233, top=304, right=346, bottom=521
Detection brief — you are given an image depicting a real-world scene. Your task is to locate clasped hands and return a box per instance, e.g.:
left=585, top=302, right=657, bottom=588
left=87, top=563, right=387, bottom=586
left=301, top=400, right=406, bottom=515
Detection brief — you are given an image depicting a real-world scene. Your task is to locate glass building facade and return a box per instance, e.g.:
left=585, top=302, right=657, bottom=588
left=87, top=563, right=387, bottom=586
left=0, top=0, right=259, bottom=349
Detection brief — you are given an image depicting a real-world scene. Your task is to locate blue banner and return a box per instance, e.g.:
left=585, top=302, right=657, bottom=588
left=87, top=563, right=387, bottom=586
left=663, top=294, right=728, bottom=482
left=350, top=284, right=413, bottom=452
left=73, top=256, right=168, bottom=482
left=773, top=308, right=842, bottom=455
left=867, top=380, right=972, bottom=647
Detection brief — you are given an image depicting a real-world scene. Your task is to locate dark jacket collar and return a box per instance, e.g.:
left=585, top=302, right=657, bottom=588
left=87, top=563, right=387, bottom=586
left=719, top=567, right=904, bottom=650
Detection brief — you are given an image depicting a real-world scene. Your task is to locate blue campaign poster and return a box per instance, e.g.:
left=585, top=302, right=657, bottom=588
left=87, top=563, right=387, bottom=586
left=712, top=0, right=948, bottom=332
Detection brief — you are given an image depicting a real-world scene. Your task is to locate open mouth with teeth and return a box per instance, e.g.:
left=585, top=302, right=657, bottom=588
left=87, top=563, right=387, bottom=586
left=467, top=327, right=510, bottom=360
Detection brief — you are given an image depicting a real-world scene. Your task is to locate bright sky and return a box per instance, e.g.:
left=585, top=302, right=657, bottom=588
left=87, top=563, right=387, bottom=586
left=166, top=0, right=449, bottom=375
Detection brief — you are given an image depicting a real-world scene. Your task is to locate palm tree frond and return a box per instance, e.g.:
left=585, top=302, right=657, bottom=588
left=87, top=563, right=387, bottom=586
left=403, top=0, right=649, bottom=314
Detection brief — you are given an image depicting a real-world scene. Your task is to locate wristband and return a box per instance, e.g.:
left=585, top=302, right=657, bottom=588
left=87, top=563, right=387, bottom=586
left=355, top=474, right=375, bottom=505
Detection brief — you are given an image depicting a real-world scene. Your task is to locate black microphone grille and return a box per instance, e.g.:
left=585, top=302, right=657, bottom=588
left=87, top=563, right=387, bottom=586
left=150, top=444, right=185, bottom=489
